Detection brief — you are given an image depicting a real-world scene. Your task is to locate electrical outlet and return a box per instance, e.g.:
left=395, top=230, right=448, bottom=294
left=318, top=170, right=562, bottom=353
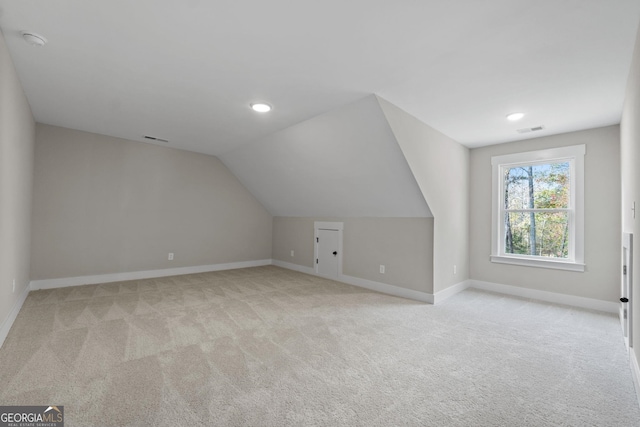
left=290, top=250, right=295, bottom=257
left=379, top=265, right=385, bottom=274
left=168, top=253, right=174, bottom=261
left=453, top=265, right=457, bottom=275
left=12, top=279, right=16, bottom=293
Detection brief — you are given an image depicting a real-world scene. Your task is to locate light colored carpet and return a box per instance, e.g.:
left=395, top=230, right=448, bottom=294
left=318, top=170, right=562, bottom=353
left=0, top=266, right=638, bottom=426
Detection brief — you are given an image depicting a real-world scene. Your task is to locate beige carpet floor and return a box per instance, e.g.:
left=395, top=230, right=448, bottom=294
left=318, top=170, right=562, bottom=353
left=0, top=266, right=638, bottom=426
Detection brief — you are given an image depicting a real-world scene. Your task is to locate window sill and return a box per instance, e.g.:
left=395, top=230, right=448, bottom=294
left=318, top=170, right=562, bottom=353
left=490, top=255, right=585, bottom=272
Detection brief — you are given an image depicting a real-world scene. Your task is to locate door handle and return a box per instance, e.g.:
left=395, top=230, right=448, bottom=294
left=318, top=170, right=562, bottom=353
left=332, top=251, right=337, bottom=256
left=621, top=297, right=629, bottom=303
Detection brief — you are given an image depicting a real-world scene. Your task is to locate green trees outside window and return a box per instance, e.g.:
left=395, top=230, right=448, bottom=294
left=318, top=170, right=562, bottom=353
left=503, top=162, right=570, bottom=258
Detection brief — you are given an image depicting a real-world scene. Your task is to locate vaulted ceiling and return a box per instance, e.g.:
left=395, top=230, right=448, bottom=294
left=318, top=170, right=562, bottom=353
left=221, top=95, right=432, bottom=218
left=1, top=0, right=639, bottom=156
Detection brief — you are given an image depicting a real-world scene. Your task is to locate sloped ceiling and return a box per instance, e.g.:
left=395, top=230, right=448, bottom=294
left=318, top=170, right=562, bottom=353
left=0, top=1, right=639, bottom=153
left=220, top=95, right=431, bottom=218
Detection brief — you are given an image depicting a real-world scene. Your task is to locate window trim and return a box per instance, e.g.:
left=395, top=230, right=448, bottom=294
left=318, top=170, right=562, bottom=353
left=490, top=144, right=585, bottom=272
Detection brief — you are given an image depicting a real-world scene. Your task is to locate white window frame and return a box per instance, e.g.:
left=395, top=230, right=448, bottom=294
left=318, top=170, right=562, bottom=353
left=490, top=144, right=585, bottom=272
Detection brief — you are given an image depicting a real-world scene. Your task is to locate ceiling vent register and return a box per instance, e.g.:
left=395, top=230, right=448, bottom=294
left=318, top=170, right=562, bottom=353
left=516, top=125, right=545, bottom=134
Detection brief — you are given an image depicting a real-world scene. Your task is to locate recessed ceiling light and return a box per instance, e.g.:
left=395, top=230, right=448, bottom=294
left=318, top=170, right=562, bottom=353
left=250, top=103, right=272, bottom=113
left=506, top=112, right=525, bottom=121
left=21, top=31, right=47, bottom=47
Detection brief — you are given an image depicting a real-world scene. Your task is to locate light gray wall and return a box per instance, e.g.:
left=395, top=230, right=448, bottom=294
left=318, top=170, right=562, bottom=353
left=621, top=19, right=640, bottom=386
left=470, top=125, right=621, bottom=301
left=0, top=30, right=35, bottom=330
left=378, top=97, right=470, bottom=293
left=273, top=218, right=316, bottom=268
left=31, top=124, right=272, bottom=280
left=273, top=217, right=434, bottom=293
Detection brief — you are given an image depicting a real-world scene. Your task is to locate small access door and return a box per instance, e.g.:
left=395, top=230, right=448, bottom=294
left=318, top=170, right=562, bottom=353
left=621, top=232, right=633, bottom=351
left=314, top=222, right=343, bottom=280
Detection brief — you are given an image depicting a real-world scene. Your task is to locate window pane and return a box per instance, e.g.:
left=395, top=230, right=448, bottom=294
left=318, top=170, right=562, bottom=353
left=503, top=162, right=570, bottom=210
left=504, top=211, right=569, bottom=258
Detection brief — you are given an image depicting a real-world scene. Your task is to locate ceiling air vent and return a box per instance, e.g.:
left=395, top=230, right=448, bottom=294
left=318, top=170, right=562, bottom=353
left=516, top=125, right=545, bottom=134
left=144, top=135, right=169, bottom=143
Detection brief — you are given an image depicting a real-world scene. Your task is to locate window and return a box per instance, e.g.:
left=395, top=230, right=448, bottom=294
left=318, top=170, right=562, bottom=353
left=491, top=145, right=585, bottom=271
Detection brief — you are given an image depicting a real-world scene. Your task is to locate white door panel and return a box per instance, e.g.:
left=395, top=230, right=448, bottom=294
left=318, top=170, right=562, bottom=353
left=316, top=228, right=339, bottom=279
left=621, top=233, right=633, bottom=350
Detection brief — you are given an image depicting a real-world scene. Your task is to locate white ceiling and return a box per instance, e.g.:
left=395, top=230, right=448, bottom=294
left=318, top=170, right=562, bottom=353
left=221, top=95, right=431, bottom=218
left=0, top=0, right=639, bottom=155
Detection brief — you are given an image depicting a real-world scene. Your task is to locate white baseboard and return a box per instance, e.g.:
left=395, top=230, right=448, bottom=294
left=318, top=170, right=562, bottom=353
left=631, top=348, right=640, bottom=410
left=271, top=260, right=315, bottom=275
left=433, top=280, right=472, bottom=304
left=339, top=274, right=433, bottom=303
left=26, top=260, right=620, bottom=313
left=0, top=283, right=31, bottom=349
left=272, top=259, right=433, bottom=303
left=29, top=259, right=273, bottom=290
left=469, top=279, right=619, bottom=313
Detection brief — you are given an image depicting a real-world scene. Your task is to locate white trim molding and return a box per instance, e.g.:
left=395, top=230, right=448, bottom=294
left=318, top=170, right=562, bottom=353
left=491, top=144, right=585, bottom=271
left=339, top=274, right=433, bottom=303
left=490, top=255, right=585, bottom=272
left=469, top=279, right=618, bottom=313
left=313, top=221, right=344, bottom=231
left=272, top=259, right=433, bottom=303
left=0, top=283, right=31, bottom=349
left=271, top=263, right=618, bottom=312
left=313, top=221, right=344, bottom=278
left=272, top=260, right=315, bottom=275
left=29, top=259, right=272, bottom=290
left=631, top=348, right=640, bottom=410
left=433, top=280, right=472, bottom=304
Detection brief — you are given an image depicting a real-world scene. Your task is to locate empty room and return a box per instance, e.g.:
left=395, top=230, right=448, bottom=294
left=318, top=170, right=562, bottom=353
left=1, top=1, right=640, bottom=426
